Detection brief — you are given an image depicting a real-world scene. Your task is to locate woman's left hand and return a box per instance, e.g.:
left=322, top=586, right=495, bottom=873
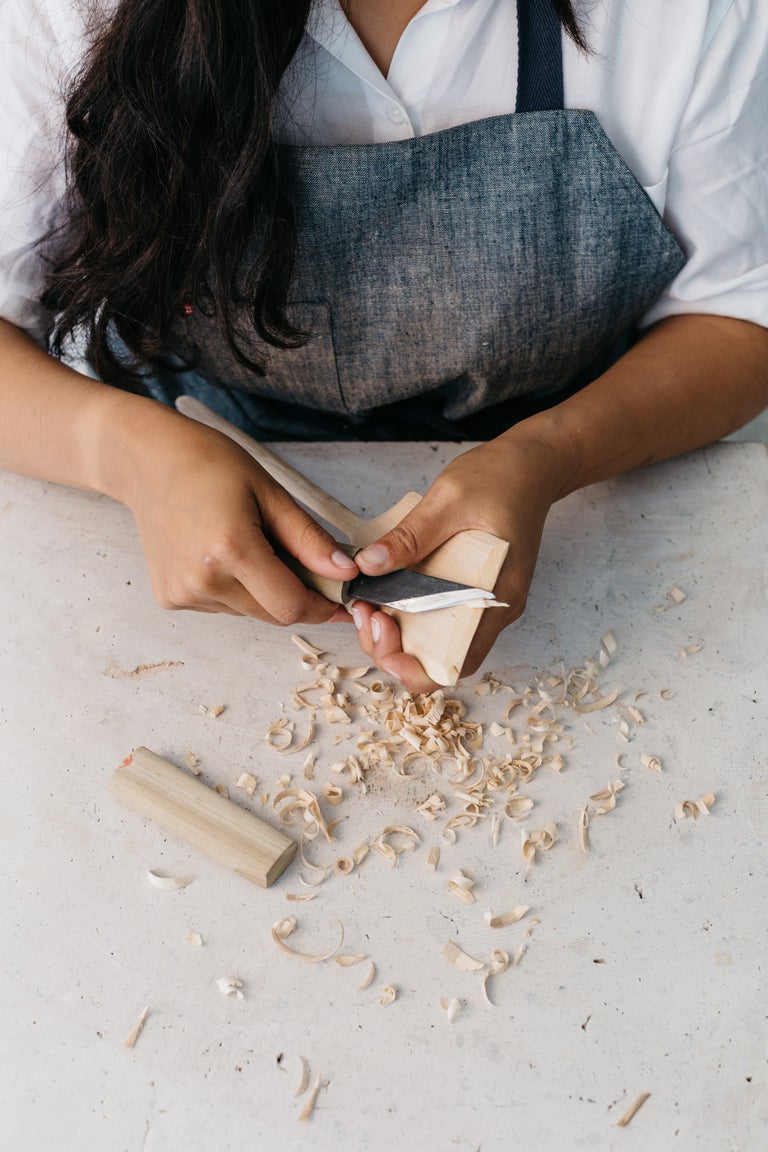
left=347, top=428, right=570, bottom=691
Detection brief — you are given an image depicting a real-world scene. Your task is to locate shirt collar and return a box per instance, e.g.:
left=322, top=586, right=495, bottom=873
left=306, top=0, right=466, bottom=98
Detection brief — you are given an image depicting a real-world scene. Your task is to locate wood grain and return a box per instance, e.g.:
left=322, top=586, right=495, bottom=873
left=110, top=747, right=297, bottom=888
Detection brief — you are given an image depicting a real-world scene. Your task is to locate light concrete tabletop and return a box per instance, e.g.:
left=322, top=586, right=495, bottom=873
left=1, top=440, right=766, bottom=1152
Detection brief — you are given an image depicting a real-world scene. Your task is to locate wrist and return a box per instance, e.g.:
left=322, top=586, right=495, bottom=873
left=83, top=385, right=181, bottom=504
left=496, top=404, right=583, bottom=504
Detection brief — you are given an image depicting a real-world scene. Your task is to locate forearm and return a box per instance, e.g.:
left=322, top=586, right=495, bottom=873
left=516, top=314, right=768, bottom=499
left=0, top=318, right=185, bottom=500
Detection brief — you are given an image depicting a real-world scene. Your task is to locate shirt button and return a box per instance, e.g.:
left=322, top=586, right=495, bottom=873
left=386, top=103, right=406, bottom=125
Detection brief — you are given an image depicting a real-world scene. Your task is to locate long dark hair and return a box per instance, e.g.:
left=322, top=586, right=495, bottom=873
left=43, top=1, right=586, bottom=389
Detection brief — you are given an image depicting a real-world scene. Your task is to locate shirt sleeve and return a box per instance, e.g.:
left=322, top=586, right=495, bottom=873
left=641, top=0, right=768, bottom=331
left=0, top=1, right=83, bottom=344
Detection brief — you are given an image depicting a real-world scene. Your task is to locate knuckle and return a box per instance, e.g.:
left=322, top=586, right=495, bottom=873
left=430, top=471, right=465, bottom=506
left=271, top=598, right=306, bottom=628
left=386, top=520, right=422, bottom=559
left=204, top=531, right=245, bottom=570
left=296, top=518, right=331, bottom=554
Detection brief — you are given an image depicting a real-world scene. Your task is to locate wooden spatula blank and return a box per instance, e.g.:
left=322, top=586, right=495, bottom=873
left=175, top=397, right=509, bottom=685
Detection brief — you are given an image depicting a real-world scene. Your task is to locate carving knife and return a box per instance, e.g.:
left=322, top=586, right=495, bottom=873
left=174, top=395, right=503, bottom=613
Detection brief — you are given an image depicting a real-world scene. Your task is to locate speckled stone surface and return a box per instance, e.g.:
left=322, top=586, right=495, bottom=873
left=1, top=441, right=766, bottom=1152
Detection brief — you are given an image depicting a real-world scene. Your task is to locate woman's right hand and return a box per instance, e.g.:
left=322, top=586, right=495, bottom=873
left=99, top=397, right=358, bottom=623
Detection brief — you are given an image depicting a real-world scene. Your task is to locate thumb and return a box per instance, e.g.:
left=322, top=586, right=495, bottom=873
left=355, top=493, right=454, bottom=574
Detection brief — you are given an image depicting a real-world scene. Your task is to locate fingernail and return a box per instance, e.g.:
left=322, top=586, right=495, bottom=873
left=350, top=604, right=363, bottom=630
left=331, top=548, right=358, bottom=570
left=357, top=544, right=389, bottom=568
left=371, top=616, right=381, bottom=642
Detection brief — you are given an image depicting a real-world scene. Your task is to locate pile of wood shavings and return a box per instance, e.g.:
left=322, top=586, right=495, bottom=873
left=268, top=631, right=637, bottom=869
left=256, top=628, right=716, bottom=1047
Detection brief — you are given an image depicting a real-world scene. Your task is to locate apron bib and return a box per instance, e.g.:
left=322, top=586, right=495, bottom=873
left=152, top=0, right=685, bottom=440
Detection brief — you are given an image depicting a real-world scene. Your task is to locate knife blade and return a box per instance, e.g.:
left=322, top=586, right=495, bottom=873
left=280, top=545, right=502, bottom=614
left=343, top=568, right=501, bottom=613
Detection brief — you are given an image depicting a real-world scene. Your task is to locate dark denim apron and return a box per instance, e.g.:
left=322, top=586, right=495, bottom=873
left=147, top=0, right=685, bottom=441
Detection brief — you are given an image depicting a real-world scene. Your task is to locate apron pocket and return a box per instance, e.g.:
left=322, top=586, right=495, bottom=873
left=255, top=301, right=346, bottom=413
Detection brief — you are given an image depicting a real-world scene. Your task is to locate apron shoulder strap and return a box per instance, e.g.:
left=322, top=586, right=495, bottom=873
left=516, top=0, right=565, bottom=113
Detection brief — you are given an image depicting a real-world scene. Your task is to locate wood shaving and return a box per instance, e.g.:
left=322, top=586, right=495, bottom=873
left=358, top=960, right=376, bottom=989
left=274, top=787, right=336, bottom=842
left=124, top=1004, right=150, bottom=1049
left=674, top=792, right=715, bottom=821
left=216, top=977, right=244, bottom=999
left=641, top=754, right=663, bottom=773
left=105, top=660, right=184, bottom=679
left=379, top=985, right=397, bottom=1005
left=266, top=718, right=295, bottom=751
left=209, top=704, right=225, bottom=718
left=324, top=705, right=351, bottom=724
left=520, top=823, right=558, bottom=867
left=236, top=772, right=257, bottom=797
left=147, top=870, right=192, bottom=890
left=336, top=665, right=371, bottom=679
left=659, top=688, right=674, bottom=701
left=443, top=940, right=485, bottom=972
left=523, top=918, right=540, bottom=938
left=302, top=750, right=316, bottom=780
left=601, top=631, right=618, bottom=657
left=512, top=944, right=526, bottom=966
left=334, top=857, right=354, bottom=875
left=286, top=892, right=317, bottom=902
left=288, top=716, right=315, bottom=754
left=372, top=824, right=420, bottom=866
left=335, top=954, right=365, bottom=968
left=678, top=643, right=703, bottom=660
left=482, top=949, right=510, bottom=1006
left=416, top=792, right=446, bottom=820
left=352, top=842, right=369, bottom=865
left=668, top=586, right=686, bottom=603
left=505, top=795, right=534, bottom=820
left=426, top=846, right=440, bottom=871
left=298, top=870, right=327, bottom=887
left=291, top=635, right=325, bottom=660
left=578, top=805, right=590, bottom=853
left=447, top=869, right=476, bottom=904
left=215, top=783, right=229, bottom=799
left=298, top=1074, right=324, bottom=1122
left=617, top=1091, right=651, bottom=1128
left=186, top=930, right=203, bottom=947
left=294, top=1056, right=309, bottom=1097
left=271, top=917, right=344, bottom=963
left=574, top=687, right=620, bottom=713
left=486, top=905, right=529, bottom=929
left=440, top=997, right=463, bottom=1023
left=322, top=781, right=344, bottom=805
left=183, top=752, right=201, bottom=775
left=590, top=780, right=625, bottom=814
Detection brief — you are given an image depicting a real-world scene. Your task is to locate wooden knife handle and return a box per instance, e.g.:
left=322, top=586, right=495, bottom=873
left=277, top=545, right=355, bottom=606
left=175, top=395, right=364, bottom=541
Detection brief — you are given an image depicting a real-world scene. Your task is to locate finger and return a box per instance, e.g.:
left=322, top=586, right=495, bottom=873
left=260, top=486, right=360, bottom=583
left=216, top=517, right=340, bottom=624
left=354, top=487, right=459, bottom=575
left=378, top=651, right=441, bottom=693
left=347, top=598, right=375, bottom=652
left=367, top=609, right=440, bottom=693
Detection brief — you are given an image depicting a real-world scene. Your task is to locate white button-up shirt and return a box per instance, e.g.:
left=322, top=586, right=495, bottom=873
left=1, top=0, right=767, bottom=344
